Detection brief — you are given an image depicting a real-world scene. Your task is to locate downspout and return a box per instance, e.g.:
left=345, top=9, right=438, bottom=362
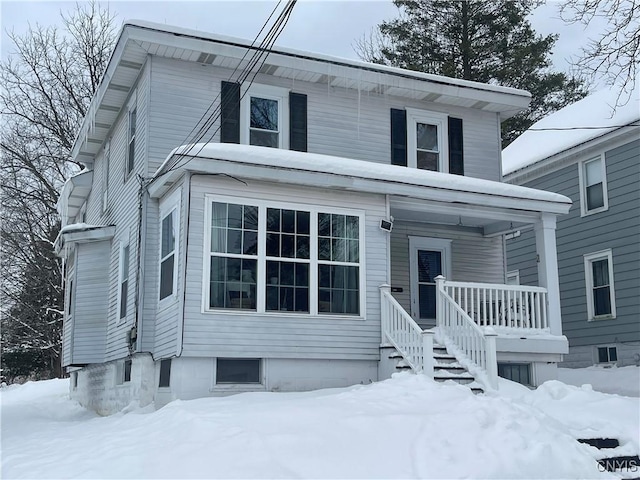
left=176, top=172, right=192, bottom=356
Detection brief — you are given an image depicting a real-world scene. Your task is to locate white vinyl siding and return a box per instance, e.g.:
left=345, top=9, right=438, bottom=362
left=147, top=57, right=501, bottom=181
left=183, top=175, right=387, bottom=360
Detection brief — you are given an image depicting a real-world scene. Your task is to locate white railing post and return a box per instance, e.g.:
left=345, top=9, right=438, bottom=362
left=379, top=284, right=391, bottom=345
left=484, top=328, right=499, bottom=390
left=421, top=330, right=434, bottom=378
left=435, top=275, right=446, bottom=328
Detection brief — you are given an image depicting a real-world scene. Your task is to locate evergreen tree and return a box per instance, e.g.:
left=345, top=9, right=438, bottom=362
left=356, top=0, right=589, bottom=146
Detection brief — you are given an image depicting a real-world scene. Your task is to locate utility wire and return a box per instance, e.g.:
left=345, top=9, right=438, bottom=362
left=152, top=0, right=297, bottom=181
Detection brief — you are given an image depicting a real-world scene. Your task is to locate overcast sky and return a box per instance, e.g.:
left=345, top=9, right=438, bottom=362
left=0, top=0, right=606, bottom=87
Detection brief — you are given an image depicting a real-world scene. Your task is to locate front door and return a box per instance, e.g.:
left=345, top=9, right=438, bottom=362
left=409, top=237, right=452, bottom=322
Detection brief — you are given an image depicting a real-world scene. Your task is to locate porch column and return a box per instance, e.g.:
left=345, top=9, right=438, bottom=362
left=534, top=213, right=562, bottom=336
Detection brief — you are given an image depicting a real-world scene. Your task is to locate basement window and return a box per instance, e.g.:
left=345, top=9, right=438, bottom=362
left=216, top=358, right=261, bottom=384
left=498, top=363, right=531, bottom=386
left=124, top=359, right=132, bottom=383
left=159, top=359, right=171, bottom=388
left=597, top=346, right=617, bottom=364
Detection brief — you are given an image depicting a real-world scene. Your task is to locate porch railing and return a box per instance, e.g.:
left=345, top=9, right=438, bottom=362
left=436, top=276, right=498, bottom=389
left=380, top=285, right=434, bottom=376
left=440, top=278, right=549, bottom=331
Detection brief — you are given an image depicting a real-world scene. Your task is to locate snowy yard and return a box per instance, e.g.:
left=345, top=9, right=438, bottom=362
left=2, top=370, right=638, bottom=479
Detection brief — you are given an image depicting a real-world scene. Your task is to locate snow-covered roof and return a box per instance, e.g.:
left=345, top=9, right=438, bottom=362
left=54, top=224, right=116, bottom=256
left=503, top=83, right=640, bottom=176
left=150, top=143, right=571, bottom=216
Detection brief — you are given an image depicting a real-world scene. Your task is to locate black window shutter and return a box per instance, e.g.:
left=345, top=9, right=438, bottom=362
left=220, top=81, right=240, bottom=144
left=289, top=92, right=307, bottom=152
left=448, top=117, right=464, bottom=175
left=390, top=108, right=407, bottom=166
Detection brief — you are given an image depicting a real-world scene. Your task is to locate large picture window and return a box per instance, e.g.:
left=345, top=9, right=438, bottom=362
left=584, top=249, right=616, bottom=320
left=205, top=197, right=364, bottom=316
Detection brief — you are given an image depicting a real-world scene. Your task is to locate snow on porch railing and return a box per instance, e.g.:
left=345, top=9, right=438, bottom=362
left=436, top=276, right=499, bottom=390
left=379, top=285, right=434, bottom=376
left=441, top=278, right=548, bottom=331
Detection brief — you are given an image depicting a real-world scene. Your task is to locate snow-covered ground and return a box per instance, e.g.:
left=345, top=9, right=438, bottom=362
left=2, top=371, right=638, bottom=479
left=558, top=365, right=640, bottom=397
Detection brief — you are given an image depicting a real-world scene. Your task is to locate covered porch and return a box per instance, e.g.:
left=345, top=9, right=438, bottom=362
left=380, top=191, right=571, bottom=389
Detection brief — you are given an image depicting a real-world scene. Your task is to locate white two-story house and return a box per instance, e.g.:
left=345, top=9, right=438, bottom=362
left=55, top=21, right=571, bottom=414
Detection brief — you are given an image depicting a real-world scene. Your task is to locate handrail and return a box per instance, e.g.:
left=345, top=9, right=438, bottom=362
left=442, top=279, right=548, bottom=330
left=436, top=276, right=499, bottom=389
left=379, top=285, right=433, bottom=375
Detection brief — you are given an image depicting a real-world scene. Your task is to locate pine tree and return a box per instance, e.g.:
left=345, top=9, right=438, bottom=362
left=356, top=0, right=589, bottom=146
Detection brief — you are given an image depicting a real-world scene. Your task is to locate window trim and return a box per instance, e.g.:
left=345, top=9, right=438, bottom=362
left=202, top=195, right=366, bottom=318
left=102, top=140, right=111, bottom=213
left=159, top=189, right=181, bottom=306
left=240, top=84, right=290, bottom=149
left=506, top=270, right=520, bottom=285
left=584, top=249, right=616, bottom=321
left=406, top=108, right=449, bottom=172
left=125, top=92, right=138, bottom=179
left=117, top=235, right=131, bottom=324
left=578, top=154, right=608, bottom=217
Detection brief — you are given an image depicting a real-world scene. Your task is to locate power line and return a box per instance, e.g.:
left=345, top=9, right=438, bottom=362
left=528, top=122, right=639, bottom=131
left=153, top=0, right=297, bottom=181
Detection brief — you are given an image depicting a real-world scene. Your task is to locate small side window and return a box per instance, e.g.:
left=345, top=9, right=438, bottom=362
left=119, top=244, right=130, bottom=320
left=584, top=250, right=616, bottom=320
left=159, top=359, right=171, bottom=388
left=127, top=108, right=137, bottom=175
left=124, top=359, right=132, bottom=383
left=597, top=346, right=617, bottom=364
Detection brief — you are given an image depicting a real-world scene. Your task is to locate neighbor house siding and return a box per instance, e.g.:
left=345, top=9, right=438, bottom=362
left=70, top=241, right=110, bottom=364
left=507, top=139, right=640, bottom=349
left=180, top=175, right=388, bottom=360
left=147, top=57, right=502, bottom=181
left=391, top=221, right=505, bottom=318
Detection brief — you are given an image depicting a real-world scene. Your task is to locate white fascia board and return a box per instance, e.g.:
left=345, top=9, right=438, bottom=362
left=149, top=151, right=571, bottom=216
left=69, top=26, right=132, bottom=162
left=54, top=225, right=116, bottom=256
left=124, top=21, right=531, bottom=112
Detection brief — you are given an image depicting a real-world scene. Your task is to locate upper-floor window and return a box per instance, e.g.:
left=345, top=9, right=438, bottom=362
left=159, top=190, right=180, bottom=302
left=221, top=82, right=307, bottom=151
left=102, top=140, right=111, bottom=213
left=391, top=108, right=463, bottom=175
left=407, top=109, right=448, bottom=172
left=205, top=196, right=363, bottom=316
left=579, top=156, right=608, bottom=216
left=127, top=107, right=137, bottom=175
left=241, top=85, right=289, bottom=149
left=584, top=249, right=616, bottom=320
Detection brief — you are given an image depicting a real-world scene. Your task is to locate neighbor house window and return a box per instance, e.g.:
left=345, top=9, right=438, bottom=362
left=579, top=156, right=608, bottom=215
left=216, top=358, right=261, bottom=384
left=119, top=242, right=130, bottom=320
left=584, top=249, right=616, bottom=320
left=205, top=197, right=364, bottom=316
left=159, top=190, right=180, bottom=302
left=597, top=346, right=618, bottom=364
left=127, top=107, right=137, bottom=175
left=406, top=109, right=448, bottom=172
left=241, top=85, right=289, bottom=149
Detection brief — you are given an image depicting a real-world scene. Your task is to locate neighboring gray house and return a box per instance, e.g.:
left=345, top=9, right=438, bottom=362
left=55, top=21, right=572, bottom=415
left=503, top=85, right=640, bottom=368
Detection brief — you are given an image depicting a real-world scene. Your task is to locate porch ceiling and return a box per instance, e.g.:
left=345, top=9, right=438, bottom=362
left=389, top=197, right=532, bottom=237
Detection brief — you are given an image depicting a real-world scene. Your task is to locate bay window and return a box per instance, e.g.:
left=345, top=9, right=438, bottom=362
left=205, top=197, right=363, bottom=315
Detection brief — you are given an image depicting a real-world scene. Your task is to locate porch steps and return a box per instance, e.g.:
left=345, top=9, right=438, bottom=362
left=383, top=344, right=484, bottom=394
left=577, top=437, right=640, bottom=479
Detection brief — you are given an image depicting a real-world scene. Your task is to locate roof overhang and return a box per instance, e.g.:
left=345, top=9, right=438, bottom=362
left=69, top=20, right=531, bottom=165
left=149, top=144, right=571, bottom=236
left=54, top=224, right=116, bottom=257
left=57, top=170, right=94, bottom=227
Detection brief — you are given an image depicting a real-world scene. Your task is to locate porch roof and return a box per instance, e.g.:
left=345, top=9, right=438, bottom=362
left=149, top=144, right=571, bottom=234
